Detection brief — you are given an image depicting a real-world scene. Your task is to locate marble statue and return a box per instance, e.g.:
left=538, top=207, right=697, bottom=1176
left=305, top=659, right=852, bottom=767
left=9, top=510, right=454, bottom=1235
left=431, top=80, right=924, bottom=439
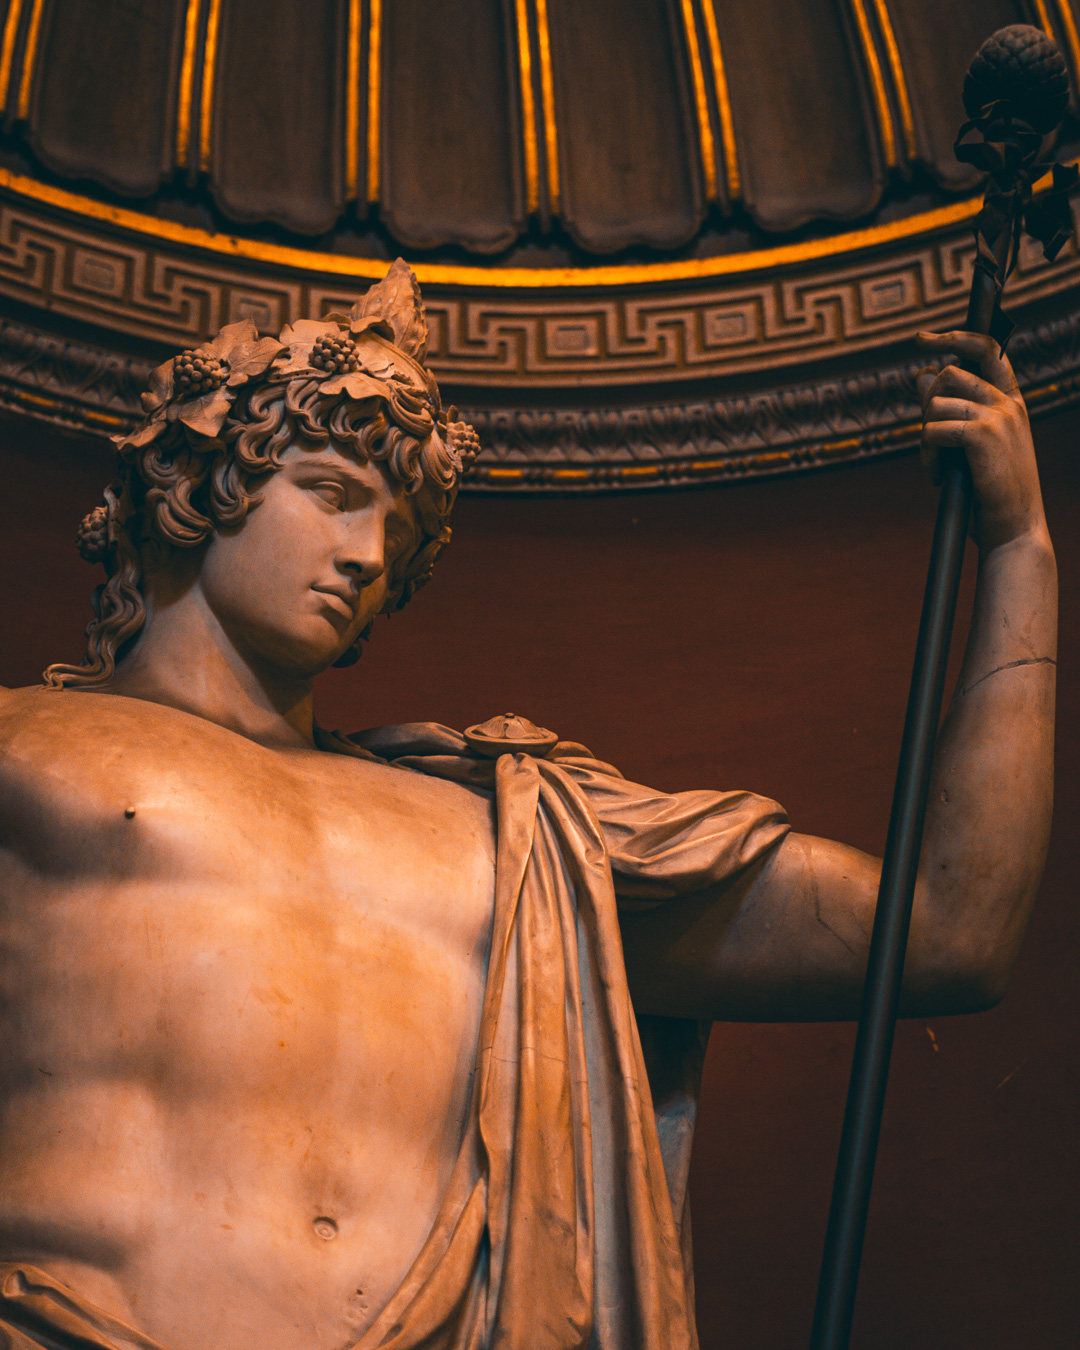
left=0, top=261, right=1056, bottom=1350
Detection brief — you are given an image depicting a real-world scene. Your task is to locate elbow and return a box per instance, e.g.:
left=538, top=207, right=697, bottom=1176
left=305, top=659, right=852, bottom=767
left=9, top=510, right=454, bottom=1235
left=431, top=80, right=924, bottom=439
left=908, top=938, right=1016, bottom=1015
left=951, top=967, right=1010, bottom=1014
left=909, top=880, right=1032, bottom=1015
left=933, top=952, right=1014, bottom=1015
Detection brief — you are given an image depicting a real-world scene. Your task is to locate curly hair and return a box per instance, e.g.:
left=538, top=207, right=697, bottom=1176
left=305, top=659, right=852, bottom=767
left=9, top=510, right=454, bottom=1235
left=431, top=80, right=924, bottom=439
left=43, top=372, right=478, bottom=689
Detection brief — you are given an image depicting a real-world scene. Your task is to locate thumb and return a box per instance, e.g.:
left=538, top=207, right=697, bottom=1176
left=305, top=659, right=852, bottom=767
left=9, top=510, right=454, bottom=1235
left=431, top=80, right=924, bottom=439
left=916, top=329, right=1020, bottom=400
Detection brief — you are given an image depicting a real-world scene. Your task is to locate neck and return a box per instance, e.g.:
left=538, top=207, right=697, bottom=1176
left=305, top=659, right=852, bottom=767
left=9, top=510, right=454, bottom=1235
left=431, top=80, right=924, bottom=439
left=106, top=572, right=317, bottom=751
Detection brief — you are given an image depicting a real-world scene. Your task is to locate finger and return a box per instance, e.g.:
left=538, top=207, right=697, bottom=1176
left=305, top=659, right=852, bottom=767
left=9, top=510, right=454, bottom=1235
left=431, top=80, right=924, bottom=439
left=916, top=366, right=939, bottom=409
left=921, top=419, right=969, bottom=448
left=916, top=330, right=1020, bottom=399
left=924, top=395, right=980, bottom=423
left=923, top=363, right=1000, bottom=408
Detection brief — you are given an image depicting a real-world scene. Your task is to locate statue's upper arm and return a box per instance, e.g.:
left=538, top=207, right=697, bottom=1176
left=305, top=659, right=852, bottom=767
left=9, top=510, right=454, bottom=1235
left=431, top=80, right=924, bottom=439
left=620, top=832, right=883, bottom=1022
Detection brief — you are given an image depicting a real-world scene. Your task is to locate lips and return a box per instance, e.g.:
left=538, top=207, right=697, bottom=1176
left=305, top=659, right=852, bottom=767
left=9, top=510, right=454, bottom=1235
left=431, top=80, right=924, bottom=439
left=311, top=586, right=356, bottom=621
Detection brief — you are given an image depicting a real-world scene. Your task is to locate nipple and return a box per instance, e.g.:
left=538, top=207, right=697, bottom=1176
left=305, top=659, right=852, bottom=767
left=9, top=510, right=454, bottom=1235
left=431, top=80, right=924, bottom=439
left=313, top=1216, right=338, bottom=1240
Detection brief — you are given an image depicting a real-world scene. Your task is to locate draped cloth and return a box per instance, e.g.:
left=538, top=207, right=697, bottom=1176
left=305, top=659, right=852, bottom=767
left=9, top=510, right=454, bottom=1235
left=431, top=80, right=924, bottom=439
left=0, top=1265, right=171, bottom=1350
left=315, top=722, right=790, bottom=1350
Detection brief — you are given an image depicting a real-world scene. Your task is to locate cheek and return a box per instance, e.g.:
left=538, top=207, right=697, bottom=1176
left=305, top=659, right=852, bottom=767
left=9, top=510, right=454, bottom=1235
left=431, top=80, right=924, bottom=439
left=200, top=496, right=335, bottom=618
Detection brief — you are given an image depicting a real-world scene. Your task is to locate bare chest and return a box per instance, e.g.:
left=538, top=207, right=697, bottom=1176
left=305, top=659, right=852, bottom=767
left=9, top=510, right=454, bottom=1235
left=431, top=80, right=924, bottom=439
left=0, top=695, right=498, bottom=1124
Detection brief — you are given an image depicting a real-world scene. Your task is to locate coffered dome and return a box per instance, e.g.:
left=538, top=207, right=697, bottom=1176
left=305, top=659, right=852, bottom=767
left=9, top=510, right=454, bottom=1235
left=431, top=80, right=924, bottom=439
left=1, top=0, right=1079, bottom=491
left=2, top=0, right=1073, bottom=257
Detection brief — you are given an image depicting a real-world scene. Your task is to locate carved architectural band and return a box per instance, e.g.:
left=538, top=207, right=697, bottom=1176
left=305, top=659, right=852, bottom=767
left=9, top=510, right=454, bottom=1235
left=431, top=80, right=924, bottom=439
left=1, top=186, right=1079, bottom=390
left=4, top=308, right=1080, bottom=492
left=3, top=179, right=1080, bottom=490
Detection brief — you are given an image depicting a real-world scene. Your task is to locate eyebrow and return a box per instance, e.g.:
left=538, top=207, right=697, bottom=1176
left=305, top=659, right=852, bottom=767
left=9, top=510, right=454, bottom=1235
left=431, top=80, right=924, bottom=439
left=293, top=454, right=375, bottom=484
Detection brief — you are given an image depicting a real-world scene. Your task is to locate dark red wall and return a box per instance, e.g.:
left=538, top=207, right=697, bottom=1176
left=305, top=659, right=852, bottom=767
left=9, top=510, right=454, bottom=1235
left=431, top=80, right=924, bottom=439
left=2, top=412, right=1077, bottom=1349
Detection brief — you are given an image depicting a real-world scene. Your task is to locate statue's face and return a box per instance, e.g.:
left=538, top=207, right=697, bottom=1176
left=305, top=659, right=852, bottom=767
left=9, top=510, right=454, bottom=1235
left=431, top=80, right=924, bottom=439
left=193, top=441, right=417, bottom=679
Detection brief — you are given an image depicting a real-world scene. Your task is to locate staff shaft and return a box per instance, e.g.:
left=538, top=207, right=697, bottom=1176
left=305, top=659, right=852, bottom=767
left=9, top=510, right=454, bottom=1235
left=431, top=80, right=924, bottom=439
left=808, top=226, right=1009, bottom=1350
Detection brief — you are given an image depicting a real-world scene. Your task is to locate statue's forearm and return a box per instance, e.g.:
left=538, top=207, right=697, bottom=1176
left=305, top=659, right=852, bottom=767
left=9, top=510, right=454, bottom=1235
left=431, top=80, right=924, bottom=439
left=907, top=525, right=1057, bottom=1010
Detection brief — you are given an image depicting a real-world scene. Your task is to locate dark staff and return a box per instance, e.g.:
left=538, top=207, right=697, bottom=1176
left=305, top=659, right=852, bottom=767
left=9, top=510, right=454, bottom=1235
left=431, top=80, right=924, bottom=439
left=809, top=24, right=1077, bottom=1350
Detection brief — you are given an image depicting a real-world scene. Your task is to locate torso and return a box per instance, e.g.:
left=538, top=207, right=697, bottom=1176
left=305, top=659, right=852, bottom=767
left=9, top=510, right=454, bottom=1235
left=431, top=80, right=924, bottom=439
left=0, top=686, right=497, bottom=1350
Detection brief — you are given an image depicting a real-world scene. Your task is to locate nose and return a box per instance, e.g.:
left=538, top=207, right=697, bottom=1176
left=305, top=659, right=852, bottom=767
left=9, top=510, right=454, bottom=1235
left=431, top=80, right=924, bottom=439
left=337, top=518, right=387, bottom=589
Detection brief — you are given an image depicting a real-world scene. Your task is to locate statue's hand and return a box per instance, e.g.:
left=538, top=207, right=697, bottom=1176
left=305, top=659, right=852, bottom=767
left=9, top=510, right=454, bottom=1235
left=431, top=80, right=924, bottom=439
left=915, top=330, right=1046, bottom=553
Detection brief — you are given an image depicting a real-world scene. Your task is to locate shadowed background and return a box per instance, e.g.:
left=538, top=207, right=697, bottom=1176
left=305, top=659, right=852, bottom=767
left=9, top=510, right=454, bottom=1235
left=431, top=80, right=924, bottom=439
left=2, top=408, right=1076, bottom=1350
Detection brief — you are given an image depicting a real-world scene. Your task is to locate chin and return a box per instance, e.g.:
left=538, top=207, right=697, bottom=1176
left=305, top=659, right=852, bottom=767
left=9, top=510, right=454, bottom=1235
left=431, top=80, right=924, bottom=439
left=245, top=618, right=359, bottom=680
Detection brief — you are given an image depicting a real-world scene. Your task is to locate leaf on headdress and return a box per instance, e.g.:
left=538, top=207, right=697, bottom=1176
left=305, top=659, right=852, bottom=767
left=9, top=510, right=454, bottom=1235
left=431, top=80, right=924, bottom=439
left=350, top=258, right=429, bottom=360
left=279, top=319, right=337, bottom=346
left=341, top=312, right=394, bottom=341
left=113, top=418, right=166, bottom=450
left=273, top=353, right=318, bottom=378
left=207, top=318, right=259, bottom=355
left=319, top=370, right=391, bottom=400
left=142, top=359, right=175, bottom=414
left=225, top=334, right=286, bottom=383
left=177, top=387, right=232, bottom=437
left=273, top=320, right=338, bottom=376
left=352, top=333, right=397, bottom=378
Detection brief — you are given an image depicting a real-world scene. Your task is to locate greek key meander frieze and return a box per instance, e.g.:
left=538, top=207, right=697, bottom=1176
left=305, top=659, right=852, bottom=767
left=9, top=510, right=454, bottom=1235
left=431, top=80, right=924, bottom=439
left=2, top=192, right=1080, bottom=389
left=4, top=309, right=1080, bottom=492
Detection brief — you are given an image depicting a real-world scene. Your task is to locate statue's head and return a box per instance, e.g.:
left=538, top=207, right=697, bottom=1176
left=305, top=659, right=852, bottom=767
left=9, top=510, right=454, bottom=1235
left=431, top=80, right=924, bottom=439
left=44, top=260, right=479, bottom=689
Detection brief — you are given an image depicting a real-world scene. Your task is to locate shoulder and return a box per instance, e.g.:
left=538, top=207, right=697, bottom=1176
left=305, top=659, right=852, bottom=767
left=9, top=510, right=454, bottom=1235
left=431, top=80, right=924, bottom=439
left=0, top=686, right=124, bottom=777
left=0, top=688, right=266, bottom=791
left=0, top=683, right=50, bottom=736
left=1, top=685, right=134, bottom=740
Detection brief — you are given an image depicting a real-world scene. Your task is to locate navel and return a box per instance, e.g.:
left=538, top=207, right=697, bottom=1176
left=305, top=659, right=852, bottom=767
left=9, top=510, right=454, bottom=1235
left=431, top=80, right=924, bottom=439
left=313, top=1216, right=338, bottom=1240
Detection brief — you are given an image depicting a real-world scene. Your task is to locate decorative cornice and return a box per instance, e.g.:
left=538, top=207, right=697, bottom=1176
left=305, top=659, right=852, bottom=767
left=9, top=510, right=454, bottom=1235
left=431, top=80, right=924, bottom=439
left=1, top=169, right=1079, bottom=395
left=2, top=160, right=1080, bottom=491
left=4, top=306, right=1080, bottom=491
left=463, top=311, right=1080, bottom=488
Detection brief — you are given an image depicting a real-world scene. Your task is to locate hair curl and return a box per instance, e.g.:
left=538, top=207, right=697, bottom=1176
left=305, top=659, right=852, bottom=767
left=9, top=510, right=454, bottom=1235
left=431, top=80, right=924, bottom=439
left=44, top=374, right=475, bottom=689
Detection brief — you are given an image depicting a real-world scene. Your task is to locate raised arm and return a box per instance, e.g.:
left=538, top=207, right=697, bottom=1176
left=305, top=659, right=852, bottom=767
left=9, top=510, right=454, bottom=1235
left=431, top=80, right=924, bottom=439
left=621, top=331, right=1056, bottom=1021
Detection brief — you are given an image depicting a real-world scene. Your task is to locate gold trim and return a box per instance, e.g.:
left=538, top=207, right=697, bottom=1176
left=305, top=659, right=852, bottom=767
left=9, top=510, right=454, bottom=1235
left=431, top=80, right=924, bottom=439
left=0, top=0, right=24, bottom=110
left=847, top=0, right=897, bottom=170
left=3, top=162, right=1068, bottom=290
left=366, top=0, right=381, bottom=202
left=1052, top=0, right=1080, bottom=87
left=15, top=0, right=43, bottom=119
left=198, top=0, right=222, bottom=172
left=534, top=0, right=559, bottom=213
left=1033, top=0, right=1055, bottom=35
left=345, top=0, right=361, bottom=200
left=677, top=0, right=718, bottom=201
left=699, top=0, right=740, bottom=201
left=175, top=0, right=202, bottom=168
left=870, top=0, right=916, bottom=162
left=513, top=0, right=539, bottom=214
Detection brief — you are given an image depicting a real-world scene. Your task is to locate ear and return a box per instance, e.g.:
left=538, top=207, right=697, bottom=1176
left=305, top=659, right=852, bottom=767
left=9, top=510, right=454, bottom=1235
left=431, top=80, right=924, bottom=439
left=350, top=259, right=429, bottom=360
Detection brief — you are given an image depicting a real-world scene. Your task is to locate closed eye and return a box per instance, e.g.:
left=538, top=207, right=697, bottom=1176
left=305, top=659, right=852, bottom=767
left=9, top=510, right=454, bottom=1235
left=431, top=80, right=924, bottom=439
left=310, top=481, right=348, bottom=510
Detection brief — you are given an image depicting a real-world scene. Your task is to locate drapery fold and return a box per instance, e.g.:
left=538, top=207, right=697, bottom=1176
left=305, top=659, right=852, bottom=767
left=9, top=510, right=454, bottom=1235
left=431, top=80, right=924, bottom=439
left=316, top=722, right=789, bottom=1350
